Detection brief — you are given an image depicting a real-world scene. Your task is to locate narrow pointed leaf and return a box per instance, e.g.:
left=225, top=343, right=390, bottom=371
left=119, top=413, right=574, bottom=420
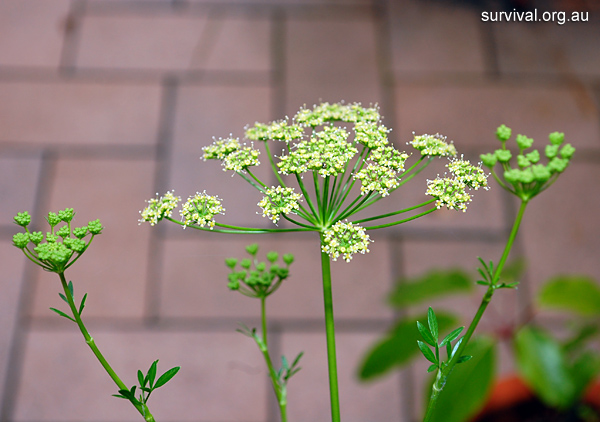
left=78, top=293, right=88, bottom=316
left=417, top=321, right=436, bottom=347
left=281, top=355, right=289, bottom=370
left=418, top=340, right=437, bottom=364
left=427, top=363, right=438, bottom=373
left=59, top=293, right=68, bottom=303
left=427, top=307, right=438, bottom=342
left=476, top=280, right=489, bottom=286
left=154, top=366, right=180, bottom=389
left=112, top=394, right=128, bottom=399
left=68, top=281, right=74, bottom=298
left=147, top=360, right=158, bottom=388
left=440, top=327, right=464, bottom=347
left=457, top=355, right=472, bottom=364
left=451, top=337, right=464, bottom=359
left=137, top=370, right=144, bottom=388
left=49, top=307, right=75, bottom=322
left=291, top=351, right=304, bottom=368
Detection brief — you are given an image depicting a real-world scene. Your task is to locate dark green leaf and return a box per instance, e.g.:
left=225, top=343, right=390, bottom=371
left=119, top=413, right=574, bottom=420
left=357, top=312, right=457, bottom=381
left=418, top=340, right=437, bottom=364
left=440, top=327, right=464, bottom=347
left=49, top=307, right=75, bottom=322
left=59, top=293, right=68, bottom=303
left=147, top=360, right=158, bottom=388
left=287, top=368, right=302, bottom=378
left=569, top=351, right=600, bottom=403
left=537, top=276, right=600, bottom=316
left=388, top=269, right=473, bottom=308
left=427, top=364, right=437, bottom=373
left=137, top=370, right=144, bottom=388
left=417, top=321, right=436, bottom=347
left=428, top=308, right=438, bottom=342
left=291, top=351, right=304, bottom=368
left=281, top=355, right=289, bottom=370
left=68, top=281, right=74, bottom=298
left=428, top=337, right=496, bottom=422
left=477, top=268, right=489, bottom=283
left=112, top=394, right=128, bottom=399
left=457, top=355, right=472, bottom=364
left=154, top=366, right=180, bottom=389
left=514, top=326, right=576, bottom=409
left=78, top=293, right=87, bottom=316
left=476, top=280, right=489, bottom=286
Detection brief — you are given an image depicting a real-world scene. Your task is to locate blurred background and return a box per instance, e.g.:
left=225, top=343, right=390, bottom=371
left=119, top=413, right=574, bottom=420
left=1, top=0, right=599, bottom=421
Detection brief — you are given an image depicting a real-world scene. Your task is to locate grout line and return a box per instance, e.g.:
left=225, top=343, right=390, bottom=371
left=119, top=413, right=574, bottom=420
left=0, top=149, right=58, bottom=421
left=59, top=0, right=86, bottom=76
left=144, top=76, right=180, bottom=325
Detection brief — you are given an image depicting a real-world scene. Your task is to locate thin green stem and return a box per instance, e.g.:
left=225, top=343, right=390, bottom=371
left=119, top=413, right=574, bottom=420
left=320, top=235, right=341, bottom=422
left=296, top=174, right=320, bottom=222
left=362, top=207, right=437, bottom=230
left=422, top=200, right=529, bottom=422
left=264, top=141, right=287, bottom=187
left=261, top=296, right=268, bottom=348
left=165, top=216, right=315, bottom=233
left=352, top=199, right=436, bottom=224
left=58, top=273, right=155, bottom=422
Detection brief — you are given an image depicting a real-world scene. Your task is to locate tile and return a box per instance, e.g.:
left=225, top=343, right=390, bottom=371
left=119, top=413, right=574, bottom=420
left=285, top=18, right=382, bottom=115
left=160, top=233, right=393, bottom=320
left=395, top=82, right=600, bottom=150
left=388, top=1, right=486, bottom=73
left=77, top=15, right=209, bottom=71
left=0, top=241, right=27, bottom=401
left=14, top=331, right=267, bottom=421
left=494, top=21, right=600, bottom=76
left=169, top=84, right=274, bottom=229
left=0, top=153, right=43, bottom=226
left=283, top=332, right=404, bottom=422
left=0, top=0, right=71, bottom=68
left=521, top=161, right=600, bottom=286
left=29, top=158, right=155, bottom=319
left=0, top=81, right=162, bottom=146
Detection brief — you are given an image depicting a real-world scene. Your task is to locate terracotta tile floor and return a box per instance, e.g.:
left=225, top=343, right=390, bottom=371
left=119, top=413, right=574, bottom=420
left=1, top=0, right=599, bottom=421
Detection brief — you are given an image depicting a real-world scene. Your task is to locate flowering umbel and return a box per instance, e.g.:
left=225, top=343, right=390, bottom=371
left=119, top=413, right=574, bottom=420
left=140, top=101, right=486, bottom=262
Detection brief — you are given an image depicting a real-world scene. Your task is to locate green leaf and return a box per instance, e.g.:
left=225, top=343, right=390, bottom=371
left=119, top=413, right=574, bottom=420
left=427, top=307, right=438, bottom=342
left=514, top=326, right=576, bottom=409
left=291, top=351, right=304, bottom=368
left=418, top=340, right=437, bottom=364
left=440, top=327, right=464, bottom=347
left=450, top=337, right=463, bottom=359
left=59, top=293, right=68, bottom=303
left=428, top=337, right=496, bottom=422
left=568, top=350, right=600, bottom=402
left=137, top=370, right=144, bottom=388
left=427, top=364, right=437, bottom=373
left=68, top=281, right=74, bottom=298
left=281, top=355, right=289, bottom=370
left=154, top=366, right=180, bottom=389
left=147, top=360, right=158, bottom=388
left=417, top=321, right=436, bottom=347
left=537, top=275, right=600, bottom=316
left=78, top=293, right=87, bottom=316
left=357, top=312, right=457, bottom=381
left=456, top=355, right=472, bottom=364
left=388, top=269, right=473, bottom=308
left=49, top=307, right=75, bottom=322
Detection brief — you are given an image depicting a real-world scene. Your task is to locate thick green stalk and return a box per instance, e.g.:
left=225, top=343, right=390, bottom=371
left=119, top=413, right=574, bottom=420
left=58, top=273, right=155, bottom=422
left=422, top=200, right=528, bottom=422
left=319, top=236, right=341, bottom=422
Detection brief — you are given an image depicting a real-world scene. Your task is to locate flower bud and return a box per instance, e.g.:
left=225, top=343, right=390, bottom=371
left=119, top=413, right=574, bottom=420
left=225, top=258, right=238, bottom=269
left=12, top=232, right=30, bottom=249
left=245, top=244, right=259, bottom=256
left=479, top=153, right=497, bottom=168
left=495, top=149, right=512, bottom=163
left=14, top=211, right=31, bottom=227
left=496, top=124, right=512, bottom=142
left=515, top=134, right=534, bottom=150
left=548, top=131, right=565, bottom=145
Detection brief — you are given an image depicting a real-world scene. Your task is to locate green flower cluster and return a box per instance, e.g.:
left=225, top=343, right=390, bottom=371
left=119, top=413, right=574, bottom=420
left=294, top=102, right=380, bottom=127
left=180, top=192, right=225, bottom=229
left=225, top=243, right=295, bottom=298
left=321, top=221, right=372, bottom=262
left=139, top=191, right=180, bottom=226
left=222, top=145, right=260, bottom=172
left=354, top=122, right=390, bottom=149
left=411, top=133, right=457, bottom=157
left=354, top=164, right=398, bottom=197
left=246, top=120, right=304, bottom=143
left=278, top=126, right=358, bottom=177
left=12, top=209, right=102, bottom=273
left=480, top=125, right=575, bottom=201
left=258, top=186, right=303, bottom=224
left=426, top=159, right=489, bottom=212
left=202, top=138, right=241, bottom=160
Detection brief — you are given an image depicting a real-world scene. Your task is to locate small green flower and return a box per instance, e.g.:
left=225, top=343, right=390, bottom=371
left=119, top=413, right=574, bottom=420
left=63, top=237, right=87, bottom=253
left=58, top=208, right=74, bottom=223
left=46, top=212, right=61, bottom=228
left=517, top=155, right=530, bottom=168
left=548, top=157, right=569, bottom=174
left=447, top=158, right=489, bottom=190
left=56, top=225, right=71, bottom=239
left=354, top=164, right=398, bottom=197
left=87, top=219, right=103, bottom=235
left=495, top=149, right=512, bottom=163
left=14, top=211, right=31, bottom=227
left=525, top=150, right=540, bottom=164
left=34, top=242, right=72, bottom=266
left=410, top=133, right=457, bottom=157
left=13, top=232, right=30, bottom=249
left=496, top=124, right=512, bottom=142
left=202, top=138, right=241, bottom=160
left=258, top=186, right=303, bottom=224
left=426, top=178, right=471, bottom=212
left=30, top=231, right=44, bottom=245
left=321, top=221, right=372, bottom=262
left=560, top=143, right=575, bottom=159
left=545, top=144, right=559, bottom=159
left=222, top=146, right=260, bottom=172
left=225, top=258, right=238, bottom=269
left=139, top=191, right=180, bottom=226
left=531, top=164, right=551, bottom=182
left=515, top=134, right=534, bottom=150
left=180, top=192, right=225, bottom=229
left=283, top=254, right=295, bottom=265
left=479, top=153, right=497, bottom=168
left=548, top=131, right=565, bottom=145
left=369, top=146, right=409, bottom=172
left=73, top=227, right=88, bottom=239
left=245, top=244, right=259, bottom=256
left=354, top=122, right=389, bottom=149
left=266, top=251, right=278, bottom=263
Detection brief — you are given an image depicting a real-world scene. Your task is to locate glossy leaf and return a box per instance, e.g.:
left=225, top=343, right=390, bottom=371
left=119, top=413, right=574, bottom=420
left=154, top=366, right=180, bottom=389
left=537, top=276, right=600, bottom=316
left=388, top=269, right=472, bottom=308
left=357, top=312, right=457, bottom=381
left=417, top=321, right=436, bottom=347
left=49, top=307, right=75, bottom=322
left=427, top=307, right=438, bottom=342
left=147, top=360, right=158, bottom=388
left=418, top=340, right=437, bottom=364
left=514, top=326, right=575, bottom=409
left=440, top=327, right=464, bottom=347
left=428, top=337, right=496, bottom=422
